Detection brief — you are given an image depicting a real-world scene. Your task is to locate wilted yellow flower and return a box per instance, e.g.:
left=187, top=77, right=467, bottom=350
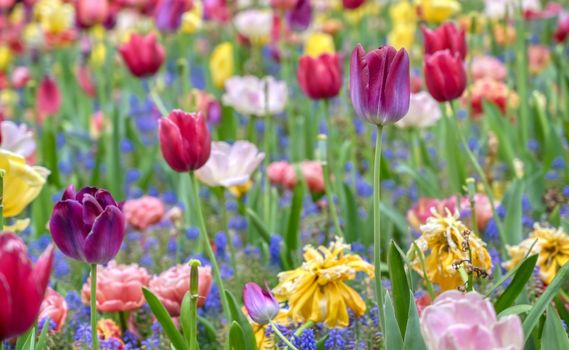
left=35, top=0, right=74, bottom=35
left=388, top=24, right=416, bottom=50
left=503, top=225, right=569, bottom=285
left=304, top=32, right=335, bottom=58
left=0, top=150, right=49, bottom=218
left=246, top=308, right=290, bottom=349
left=273, top=238, right=374, bottom=328
left=0, top=46, right=12, bottom=72
left=408, top=210, right=492, bottom=291
left=180, top=2, right=203, bottom=34
left=209, top=42, right=234, bottom=89
left=418, top=0, right=460, bottom=24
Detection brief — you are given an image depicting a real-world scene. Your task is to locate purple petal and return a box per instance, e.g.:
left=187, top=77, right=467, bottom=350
left=350, top=44, right=369, bottom=120
left=76, top=187, right=99, bottom=202
left=82, top=194, right=104, bottom=227
left=380, top=48, right=410, bottom=123
left=49, top=200, right=88, bottom=262
left=84, top=206, right=126, bottom=264
left=62, top=185, right=77, bottom=200
left=94, top=189, right=118, bottom=208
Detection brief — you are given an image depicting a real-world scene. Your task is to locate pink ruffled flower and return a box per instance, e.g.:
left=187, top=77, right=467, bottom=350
left=444, top=194, right=494, bottom=232
left=123, top=196, right=166, bottom=231
left=149, top=265, right=213, bottom=317
left=406, top=198, right=451, bottom=230
left=81, top=261, right=151, bottom=312
left=471, top=55, right=507, bottom=82
left=268, top=160, right=325, bottom=194
left=421, top=290, right=523, bottom=350
left=39, top=288, right=68, bottom=332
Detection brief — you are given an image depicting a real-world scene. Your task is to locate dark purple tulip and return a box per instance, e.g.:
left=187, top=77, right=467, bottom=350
left=243, top=283, right=280, bottom=325
left=286, top=0, right=312, bottom=31
left=154, top=0, right=192, bottom=32
left=350, top=44, right=410, bottom=126
left=49, top=186, right=126, bottom=265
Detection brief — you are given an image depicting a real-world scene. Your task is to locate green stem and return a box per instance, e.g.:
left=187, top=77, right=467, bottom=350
left=0, top=169, right=4, bottom=231
left=293, top=320, right=314, bottom=336
left=220, top=190, right=237, bottom=272
left=373, top=125, right=385, bottom=333
left=319, top=135, right=344, bottom=239
left=119, top=311, right=128, bottom=332
left=264, top=116, right=272, bottom=224
left=189, top=260, right=200, bottom=350
left=90, top=264, right=99, bottom=350
left=189, top=172, right=232, bottom=322
left=269, top=321, right=299, bottom=350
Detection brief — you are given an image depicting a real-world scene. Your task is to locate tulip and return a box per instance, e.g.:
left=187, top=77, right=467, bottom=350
left=159, top=110, right=211, bottom=172
left=119, top=33, right=165, bottom=78
left=0, top=233, right=54, bottom=341
left=297, top=53, right=342, bottom=100
left=270, top=0, right=298, bottom=10
left=424, top=50, right=466, bottom=103
left=243, top=283, right=280, bottom=325
left=421, top=22, right=467, bottom=60
left=49, top=185, right=126, bottom=265
left=39, top=288, right=68, bottom=332
left=304, top=32, right=335, bottom=58
left=554, top=12, right=569, bottom=43
left=154, top=0, right=192, bottom=32
left=421, top=290, right=523, bottom=350
left=471, top=55, right=507, bottom=82
left=234, top=9, right=273, bottom=45
left=123, top=196, right=165, bottom=231
left=11, top=66, right=30, bottom=88
left=419, top=0, right=460, bottom=24
left=350, top=44, right=411, bottom=126
left=209, top=42, right=234, bottom=89
left=76, top=0, right=109, bottom=28
left=396, top=91, right=441, bottom=129
left=343, top=0, right=366, bottom=10
left=286, top=0, right=312, bottom=31
left=0, top=121, right=35, bottom=159
left=36, top=75, right=61, bottom=121
left=223, top=76, right=288, bottom=117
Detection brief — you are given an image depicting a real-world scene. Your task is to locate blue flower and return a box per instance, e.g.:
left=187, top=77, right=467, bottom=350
left=292, top=328, right=316, bottom=350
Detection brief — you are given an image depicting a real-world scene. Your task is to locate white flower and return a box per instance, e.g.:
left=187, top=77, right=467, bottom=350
left=396, top=92, right=441, bottom=129
left=233, top=9, right=273, bottom=44
left=0, top=121, right=36, bottom=159
left=195, top=141, right=265, bottom=188
left=223, top=76, right=288, bottom=116
left=484, top=0, right=540, bottom=19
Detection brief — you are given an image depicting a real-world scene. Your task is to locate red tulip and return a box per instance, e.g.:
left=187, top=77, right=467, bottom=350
left=0, top=233, right=54, bottom=340
left=424, top=50, right=466, bottom=103
left=297, top=53, right=342, bottom=100
left=159, top=110, right=211, bottom=172
left=554, top=13, right=569, bottom=43
left=119, top=33, right=165, bottom=78
left=36, top=75, right=61, bottom=122
left=76, top=0, right=109, bottom=28
left=343, top=0, right=365, bottom=10
left=270, top=0, right=298, bottom=10
left=422, top=22, right=467, bottom=61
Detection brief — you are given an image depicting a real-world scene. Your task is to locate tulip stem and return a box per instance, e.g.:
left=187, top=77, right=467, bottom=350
left=188, top=260, right=200, bottom=350
left=190, top=172, right=232, bottom=323
left=264, top=116, right=272, bottom=225
left=269, top=321, right=299, bottom=350
left=373, top=125, right=386, bottom=333
left=0, top=169, right=4, bottom=231
left=318, top=135, right=344, bottom=239
left=90, top=264, right=99, bottom=350
left=220, top=190, right=238, bottom=273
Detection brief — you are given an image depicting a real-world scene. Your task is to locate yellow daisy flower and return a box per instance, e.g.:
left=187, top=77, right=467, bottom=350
left=273, top=238, right=374, bottom=328
left=408, top=209, right=492, bottom=291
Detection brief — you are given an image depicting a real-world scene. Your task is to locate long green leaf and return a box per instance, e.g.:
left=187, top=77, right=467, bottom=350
left=388, top=241, right=410, bottom=336
left=502, top=180, right=525, bottom=245
left=228, top=321, right=246, bottom=350
left=384, top=294, right=404, bottom=350
left=35, top=320, right=50, bottom=350
left=523, top=262, right=569, bottom=341
left=541, top=305, right=569, bottom=349
left=245, top=208, right=272, bottom=244
left=143, top=288, right=188, bottom=350
left=497, top=304, right=532, bottom=318
left=180, top=294, right=193, bottom=349
left=286, top=180, right=304, bottom=251
left=224, top=290, right=256, bottom=349
left=403, top=291, right=427, bottom=350
left=494, top=254, right=538, bottom=313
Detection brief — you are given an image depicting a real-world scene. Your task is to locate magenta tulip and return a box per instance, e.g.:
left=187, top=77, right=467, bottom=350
left=159, top=110, right=211, bottom=173
left=0, top=233, right=54, bottom=340
left=422, top=22, right=467, bottom=61
left=119, top=33, right=165, bottom=78
left=297, top=53, right=342, bottom=100
left=343, top=0, right=366, bottom=10
left=350, top=44, right=410, bottom=126
left=424, top=50, right=467, bottom=102
left=243, top=282, right=280, bottom=325
left=49, top=186, right=126, bottom=265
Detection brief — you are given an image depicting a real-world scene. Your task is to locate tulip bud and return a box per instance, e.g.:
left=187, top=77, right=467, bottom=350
left=242, top=283, right=280, bottom=325
left=343, top=0, right=366, bottom=10
left=421, top=22, right=467, bottom=61
left=119, top=33, right=165, bottom=78
left=49, top=185, right=126, bottom=265
left=36, top=75, right=61, bottom=121
left=349, top=44, right=410, bottom=126
left=159, top=110, right=211, bottom=172
left=424, top=50, right=467, bottom=102
left=0, top=233, right=54, bottom=340
left=297, top=53, right=342, bottom=100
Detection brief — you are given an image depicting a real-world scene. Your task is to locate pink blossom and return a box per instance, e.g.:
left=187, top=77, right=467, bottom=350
left=268, top=160, right=325, bottom=193
left=39, top=288, right=68, bottom=332
left=471, top=55, right=507, bottom=82
left=123, top=196, right=166, bottom=231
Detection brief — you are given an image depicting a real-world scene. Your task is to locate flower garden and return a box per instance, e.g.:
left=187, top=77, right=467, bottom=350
left=1, top=0, right=569, bottom=349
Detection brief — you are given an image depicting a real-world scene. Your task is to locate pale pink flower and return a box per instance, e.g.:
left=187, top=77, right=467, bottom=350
left=421, top=290, right=523, bottom=350
left=223, top=76, right=288, bottom=116
left=123, top=196, right=166, bottom=231
left=149, top=264, right=213, bottom=317
left=268, top=160, right=324, bottom=193
left=0, top=120, right=36, bottom=160
left=471, top=55, right=507, bottom=82
left=81, top=261, right=151, bottom=312
left=396, top=92, right=441, bottom=129
left=39, top=288, right=68, bottom=332
left=11, top=66, right=31, bottom=89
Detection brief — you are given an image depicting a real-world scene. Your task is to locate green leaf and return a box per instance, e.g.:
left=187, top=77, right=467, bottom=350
left=494, top=254, right=538, bottom=313
left=384, top=294, right=404, bottom=350
left=245, top=208, right=272, bottom=244
left=180, top=294, right=193, bottom=349
left=502, top=180, right=525, bottom=245
left=286, top=180, right=304, bottom=251
left=224, top=290, right=256, bottom=350
left=35, top=319, right=51, bottom=350
left=15, top=327, right=33, bottom=350
left=198, top=316, right=220, bottom=346
left=388, top=241, right=410, bottom=336
left=228, top=321, right=246, bottom=350
left=403, top=291, right=427, bottom=350
left=396, top=164, right=439, bottom=197
left=523, top=261, right=569, bottom=342
left=142, top=287, right=188, bottom=350
left=555, top=296, right=569, bottom=327
left=497, top=304, right=532, bottom=318
left=541, top=305, right=569, bottom=349
left=342, top=184, right=360, bottom=243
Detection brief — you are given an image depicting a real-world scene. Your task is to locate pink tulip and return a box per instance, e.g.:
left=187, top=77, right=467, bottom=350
left=36, top=75, right=61, bottom=122
left=149, top=264, right=212, bottom=317
left=421, top=290, right=523, bottom=350
left=123, top=196, right=165, bottom=231
left=81, top=261, right=151, bottom=312
left=268, top=160, right=325, bottom=194
left=11, top=66, right=30, bottom=89
left=39, top=288, right=68, bottom=332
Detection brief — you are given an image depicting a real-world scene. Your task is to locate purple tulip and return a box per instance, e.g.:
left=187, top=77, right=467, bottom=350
left=49, top=185, right=126, bottom=265
left=286, top=0, right=312, bottom=31
left=350, top=44, right=411, bottom=126
left=242, top=282, right=280, bottom=325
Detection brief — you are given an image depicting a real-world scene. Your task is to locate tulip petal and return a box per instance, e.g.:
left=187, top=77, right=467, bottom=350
left=49, top=200, right=88, bottom=261
left=493, top=315, right=524, bottom=349
left=34, top=244, right=54, bottom=296
left=0, top=274, right=13, bottom=338
left=159, top=116, right=190, bottom=172
left=350, top=44, right=369, bottom=119
left=381, top=48, right=410, bottom=123
left=82, top=194, right=104, bottom=227
left=84, top=206, right=126, bottom=264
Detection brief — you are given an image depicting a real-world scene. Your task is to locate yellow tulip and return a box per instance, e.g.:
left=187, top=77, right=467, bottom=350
left=0, top=150, right=49, bottom=218
left=90, top=42, right=107, bottom=67
left=180, top=2, right=203, bottom=34
left=418, top=0, right=460, bottom=24
left=390, top=1, right=417, bottom=25
left=304, top=32, right=335, bottom=58
left=36, top=0, right=74, bottom=35
left=209, top=42, right=234, bottom=90
left=0, top=46, right=12, bottom=72
left=388, top=24, right=416, bottom=50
